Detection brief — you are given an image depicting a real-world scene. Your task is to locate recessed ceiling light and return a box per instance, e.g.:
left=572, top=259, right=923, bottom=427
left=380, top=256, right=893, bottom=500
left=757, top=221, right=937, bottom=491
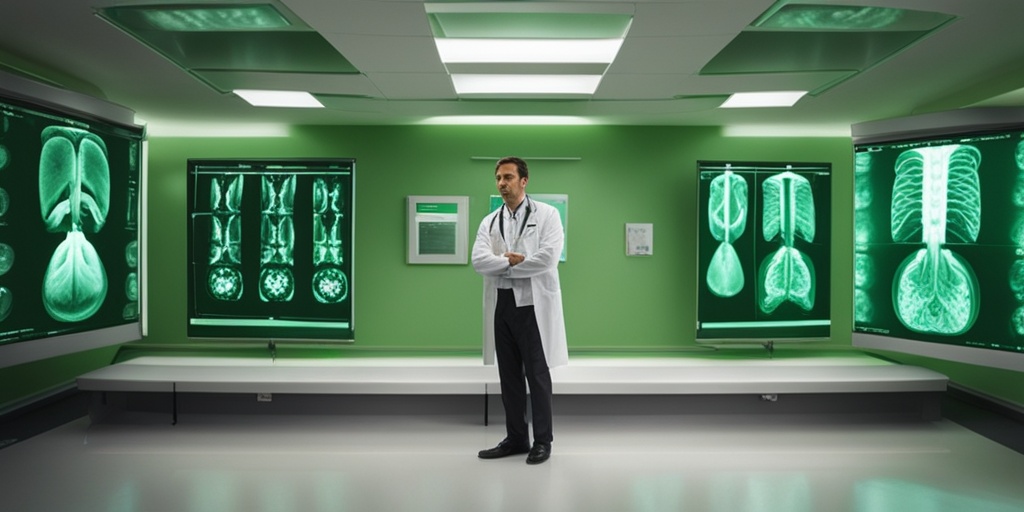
left=117, top=5, right=292, bottom=32
left=450, top=74, right=603, bottom=95
left=233, top=89, right=324, bottom=108
left=420, top=116, right=593, bottom=125
left=435, top=39, right=624, bottom=64
left=720, top=91, right=807, bottom=108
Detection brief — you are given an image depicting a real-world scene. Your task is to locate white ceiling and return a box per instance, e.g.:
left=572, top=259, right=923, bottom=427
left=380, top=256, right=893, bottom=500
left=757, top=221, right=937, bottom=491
left=2, top=0, right=1024, bottom=132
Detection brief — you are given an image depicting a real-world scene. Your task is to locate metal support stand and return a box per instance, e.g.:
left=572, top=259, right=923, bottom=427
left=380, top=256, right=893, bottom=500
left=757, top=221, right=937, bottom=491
left=172, top=382, right=178, bottom=426
left=484, top=390, right=489, bottom=426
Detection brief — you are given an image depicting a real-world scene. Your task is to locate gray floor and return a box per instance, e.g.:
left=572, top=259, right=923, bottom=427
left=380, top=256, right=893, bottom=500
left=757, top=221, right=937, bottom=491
left=2, top=402, right=1024, bottom=512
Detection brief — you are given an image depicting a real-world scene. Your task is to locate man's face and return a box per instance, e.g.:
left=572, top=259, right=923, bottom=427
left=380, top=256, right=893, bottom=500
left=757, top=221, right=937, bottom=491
left=495, top=163, right=527, bottom=205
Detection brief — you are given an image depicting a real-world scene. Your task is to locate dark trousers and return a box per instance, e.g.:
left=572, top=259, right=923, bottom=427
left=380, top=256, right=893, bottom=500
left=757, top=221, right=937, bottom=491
left=495, top=288, right=553, bottom=445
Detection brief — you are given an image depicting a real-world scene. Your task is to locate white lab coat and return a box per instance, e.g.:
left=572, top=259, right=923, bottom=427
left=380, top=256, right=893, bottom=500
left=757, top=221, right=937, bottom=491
left=472, top=197, right=568, bottom=368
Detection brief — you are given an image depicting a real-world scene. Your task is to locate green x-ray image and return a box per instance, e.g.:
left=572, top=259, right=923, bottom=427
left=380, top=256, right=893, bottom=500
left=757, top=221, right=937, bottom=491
left=854, top=127, right=1024, bottom=356
left=312, top=177, right=348, bottom=303
left=891, top=145, right=981, bottom=335
left=0, top=287, right=11, bottom=322
left=697, top=162, right=831, bottom=342
left=207, top=174, right=244, bottom=301
left=260, top=175, right=295, bottom=302
left=706, top=170, right=748, bottom=298
left=0, top=242, right=12, bottom=276
left=38, top=126, right=110, bottom=322
left=187, top=159, right=355, bottom=341
left=759, top=172, right=816, bottom=314
left=0, top=92, right=142, bottom=349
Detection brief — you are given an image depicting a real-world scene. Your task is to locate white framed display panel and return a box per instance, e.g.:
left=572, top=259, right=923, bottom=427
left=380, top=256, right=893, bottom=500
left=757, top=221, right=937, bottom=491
left=407, top=195, right=469, bottom=264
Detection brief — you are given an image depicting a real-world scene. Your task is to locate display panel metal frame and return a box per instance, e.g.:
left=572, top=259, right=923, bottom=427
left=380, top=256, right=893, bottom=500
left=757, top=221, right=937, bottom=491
left=695, top=160, right=832, bottom=343
left=186, top=158, right=355, bottom=342
left=0, top=69, right=145, bottom=368
left=852, top=107, right=1024, bottom=372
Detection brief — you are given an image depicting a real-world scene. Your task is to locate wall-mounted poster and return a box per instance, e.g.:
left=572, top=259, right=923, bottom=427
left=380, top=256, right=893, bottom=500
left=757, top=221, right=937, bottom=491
left=407, top=195, right=469, bottom=264
left=696, top=161, right=831, bottom=342
left=187, top=158, right=355, bottom=341
left=489, top=194, right=568, bottom=262
left=626, top=223, right=653, bottom=256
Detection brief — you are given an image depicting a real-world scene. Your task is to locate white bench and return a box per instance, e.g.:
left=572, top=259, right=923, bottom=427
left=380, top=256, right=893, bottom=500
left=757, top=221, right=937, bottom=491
left=77, top=352, right=948, bottom=423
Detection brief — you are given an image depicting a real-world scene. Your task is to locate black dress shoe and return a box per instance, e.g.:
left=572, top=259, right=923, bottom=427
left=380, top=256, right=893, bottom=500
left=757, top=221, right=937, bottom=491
left=478, top=439, right=530, bottom=459
left=526, top=443, right=551, bottom=465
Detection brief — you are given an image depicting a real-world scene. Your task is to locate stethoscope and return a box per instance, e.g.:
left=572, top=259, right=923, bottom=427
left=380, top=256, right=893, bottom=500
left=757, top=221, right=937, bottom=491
left=490, top=195, right=533, bottom=250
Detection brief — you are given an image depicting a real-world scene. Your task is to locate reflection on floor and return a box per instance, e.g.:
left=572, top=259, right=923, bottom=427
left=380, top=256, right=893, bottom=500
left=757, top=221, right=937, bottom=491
left=2, top=398, right=1024, bottom=512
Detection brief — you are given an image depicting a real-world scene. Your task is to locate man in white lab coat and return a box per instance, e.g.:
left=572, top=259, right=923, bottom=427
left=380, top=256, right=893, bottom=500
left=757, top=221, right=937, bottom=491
left=473, top=156, right=568, bottom=465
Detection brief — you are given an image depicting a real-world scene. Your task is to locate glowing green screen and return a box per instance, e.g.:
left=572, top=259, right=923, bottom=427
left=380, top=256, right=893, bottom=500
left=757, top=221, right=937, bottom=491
left=697, top=162, right=831, bottom=341
left=854, top=129, right=1024, bottom=353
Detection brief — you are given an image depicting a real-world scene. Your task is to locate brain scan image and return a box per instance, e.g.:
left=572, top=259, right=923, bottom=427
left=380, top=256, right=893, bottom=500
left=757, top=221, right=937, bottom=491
left=125, top=272, right=138, bottom=301
left=0, top=286, right=12, bottom=322
left=758, top=171, right=816, bottom=314
left=125, top=240, right=138, bottom=268
left=38, top=127, right=110, bottom=322
left=706, top=170, right=748, bottom=298
left=891, top=145, right=981, bottom=335
left=0, top=242, right=12, bottom=276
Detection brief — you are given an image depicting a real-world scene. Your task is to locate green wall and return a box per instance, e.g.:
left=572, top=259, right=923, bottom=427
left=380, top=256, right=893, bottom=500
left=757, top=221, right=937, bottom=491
left=4, top=124, right=1024, bottom=410
left=143, top=125, right=854, bottom=351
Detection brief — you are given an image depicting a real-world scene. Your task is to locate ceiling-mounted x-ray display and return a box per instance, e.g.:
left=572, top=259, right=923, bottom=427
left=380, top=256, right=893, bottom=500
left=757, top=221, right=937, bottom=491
left=696, top=161, right=831, bottom=342
left=187, top=158, right=355, bottom=341
left=854, top=127, right=1024, bottom=357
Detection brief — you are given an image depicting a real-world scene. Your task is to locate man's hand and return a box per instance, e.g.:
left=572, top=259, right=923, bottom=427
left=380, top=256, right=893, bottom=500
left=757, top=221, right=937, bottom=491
left=504, top=252, right=525, bottom=267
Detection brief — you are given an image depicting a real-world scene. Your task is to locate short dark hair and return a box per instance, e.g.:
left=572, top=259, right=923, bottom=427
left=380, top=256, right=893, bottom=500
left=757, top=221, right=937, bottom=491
left=496, top=156, right=528, bottom=179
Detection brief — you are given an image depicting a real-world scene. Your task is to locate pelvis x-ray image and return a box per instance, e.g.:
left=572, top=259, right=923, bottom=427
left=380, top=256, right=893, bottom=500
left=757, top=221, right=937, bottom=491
left=706, top=170, right=748, bottom=297
left=260, top=175, right=296, bottom=302
left=759, top=172, right=816, bottom=314
left=891, top=145, right=981, bottom=335
left=38, top=127, right=109, bottom=322
left=208, top=174, right=244, bottom=301
left=312, top=177, right=348, bottom=303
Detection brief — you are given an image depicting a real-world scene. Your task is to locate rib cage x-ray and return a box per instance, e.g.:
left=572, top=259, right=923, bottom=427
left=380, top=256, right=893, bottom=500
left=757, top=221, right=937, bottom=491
left=891, top=145, right=981, bottom=335
left=759, top=171, right=816, bottom=314
left=696, top=161, right=831, bottom=342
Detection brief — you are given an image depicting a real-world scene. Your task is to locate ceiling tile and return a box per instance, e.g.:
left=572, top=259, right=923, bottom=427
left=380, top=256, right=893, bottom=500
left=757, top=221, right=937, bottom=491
left=322, top=34, right=446, bottom=73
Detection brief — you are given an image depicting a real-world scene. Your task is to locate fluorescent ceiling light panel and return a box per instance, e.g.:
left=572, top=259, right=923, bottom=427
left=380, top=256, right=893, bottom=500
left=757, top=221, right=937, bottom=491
left=234, top=89, right=324, bottom=108
left=451, top=74, right=602, bottom=95
left=138, top=6, right=291, bottom=31
left=720, top=91, right=807, bottom=108
left=752, top=4, right=952, bottom=31
left=420, top=116, right=593, bottom=125
left=435, top=39, right=623, bottom=63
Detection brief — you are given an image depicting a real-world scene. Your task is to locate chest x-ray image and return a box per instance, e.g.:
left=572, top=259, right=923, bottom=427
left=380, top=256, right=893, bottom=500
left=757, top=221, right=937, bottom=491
left=697, top=161, right=831, bottom=342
